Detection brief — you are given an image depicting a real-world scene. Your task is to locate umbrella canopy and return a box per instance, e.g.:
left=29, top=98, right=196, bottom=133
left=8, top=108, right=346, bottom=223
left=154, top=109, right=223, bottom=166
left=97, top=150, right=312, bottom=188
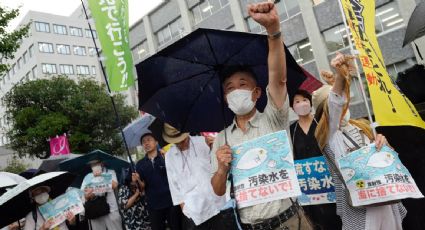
left=123, top=114, right=156, bottom=148
left=0, top=172, right=26, bottom=188
left=38, top=154, right=79, bottom=172
left=136, top=28, right=317, bottom=132
left=0, top=172, right=75, bottom=228
left=59, top=150, right=130, bottom=187
left=403, top=1, right=425, bottom=46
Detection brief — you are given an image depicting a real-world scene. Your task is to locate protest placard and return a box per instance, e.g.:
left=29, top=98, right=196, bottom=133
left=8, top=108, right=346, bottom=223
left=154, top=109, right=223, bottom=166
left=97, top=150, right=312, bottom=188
left=231, top=131, right=301, bottom=208
left=82, top=173, right=113, bottom=194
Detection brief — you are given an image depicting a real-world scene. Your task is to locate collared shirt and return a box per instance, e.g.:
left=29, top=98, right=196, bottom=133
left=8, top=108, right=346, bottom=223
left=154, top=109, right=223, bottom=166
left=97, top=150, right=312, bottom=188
left=211, top=89, right=293, bottom=224
left=136, top=154, right=173, bottom=210
left=165, top=136, right=225, bottom=225
left=81, top=169, right=119, bottom=212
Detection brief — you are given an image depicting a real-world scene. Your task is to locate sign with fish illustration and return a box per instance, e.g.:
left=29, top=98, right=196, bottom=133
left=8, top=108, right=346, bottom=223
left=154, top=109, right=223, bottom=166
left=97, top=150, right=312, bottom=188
left=338, top=144, right=423, bottom=206
left=295, top=156, right=336, bottom=206
left=231, top=131, right=301, bottom=208
left=39, top=190, right=84, bottom=228
left=82, top=173, right=113, bottom=194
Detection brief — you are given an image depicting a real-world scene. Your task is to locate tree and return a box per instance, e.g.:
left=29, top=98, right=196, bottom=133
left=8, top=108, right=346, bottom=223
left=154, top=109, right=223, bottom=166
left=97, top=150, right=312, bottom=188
left=0, top=5, right=30, bottom=76
left=2, top=157, right=28, bottom=174
left=3, top=76, right=138, bottom=158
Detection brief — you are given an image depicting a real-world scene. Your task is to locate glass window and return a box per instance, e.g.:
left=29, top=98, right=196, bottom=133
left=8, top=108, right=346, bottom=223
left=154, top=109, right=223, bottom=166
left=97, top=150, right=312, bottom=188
left=88, top=47, right=97, bottom=56
left=136, top=41, right=149, bottom=60
left=23, top=51, right=28, bottom=64
left=76, top=65, right=90, bottom=75
left=38, top=42, right=54, bottom=53
left=53, top=24, right=67, bottom=35
left=85, top=29, right=97, bottom=38
left=32, top=66, right=37, bottom=79
left=191, top=0, right=229, bottom=24
left=323, top=24, right=352, bottom=52
left=59, top=64, right=74, bottom=75
left=288, top=39, right=314, bottom=64
left=42, top=63, right=57, bottom=74
left=73, top=46, right=87, bottom=56
left=35, top=22, right=50, bottom=32
left=70, top=27, right=83, bottom=37
left=29, top=45, right=34, bottom=57
left=170, top=18, right=183, bottom=38
left=156, top=19, right=183, bottom=47
left=91, top=66, right=96, bottom=75
left=17, top=58, right=22, bottom=69
left=375, top=2, right=404, bottom=34
left=57, top=44, right=71, bottom=55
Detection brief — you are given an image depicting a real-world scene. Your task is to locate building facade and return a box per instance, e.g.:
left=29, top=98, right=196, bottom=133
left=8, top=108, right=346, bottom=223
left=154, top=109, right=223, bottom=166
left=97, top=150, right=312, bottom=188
left=0, top=8, right=103, bottom=146
left=129, top=0, right=422, bottom=120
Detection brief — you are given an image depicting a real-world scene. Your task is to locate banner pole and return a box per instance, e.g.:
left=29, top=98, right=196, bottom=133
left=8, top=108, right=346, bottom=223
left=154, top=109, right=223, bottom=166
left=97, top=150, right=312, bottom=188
left=80, top=0, right=136, bottom=170
left=336, top=0, right=377, bottom=136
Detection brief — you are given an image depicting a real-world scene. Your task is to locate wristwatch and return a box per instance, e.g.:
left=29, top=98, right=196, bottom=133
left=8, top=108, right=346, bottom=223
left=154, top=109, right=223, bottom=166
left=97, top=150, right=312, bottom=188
left=268, top=31, right=282, bottom=40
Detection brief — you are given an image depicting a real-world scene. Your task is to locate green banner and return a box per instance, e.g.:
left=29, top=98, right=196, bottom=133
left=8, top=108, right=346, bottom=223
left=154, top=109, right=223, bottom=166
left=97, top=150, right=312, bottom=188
left=88, top=0, right=134, bottom=91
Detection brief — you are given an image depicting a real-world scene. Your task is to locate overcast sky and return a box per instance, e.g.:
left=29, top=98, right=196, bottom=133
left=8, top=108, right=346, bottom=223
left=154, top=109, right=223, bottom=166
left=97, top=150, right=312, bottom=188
left=2, top=0, right=163, bottom=30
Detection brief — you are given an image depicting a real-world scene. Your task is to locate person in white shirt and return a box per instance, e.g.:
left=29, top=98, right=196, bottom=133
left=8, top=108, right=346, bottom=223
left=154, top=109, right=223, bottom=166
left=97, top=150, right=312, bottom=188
left=81, top=160, right=123, bottom=230
left=162, top=123, right=225, bottom=230
left=24, top=186, right=76, bottom=230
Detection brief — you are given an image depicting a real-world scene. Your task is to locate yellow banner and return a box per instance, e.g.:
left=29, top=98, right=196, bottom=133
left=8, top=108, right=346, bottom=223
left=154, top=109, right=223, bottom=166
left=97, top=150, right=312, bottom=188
left=340, top=0, right=425, bottom=129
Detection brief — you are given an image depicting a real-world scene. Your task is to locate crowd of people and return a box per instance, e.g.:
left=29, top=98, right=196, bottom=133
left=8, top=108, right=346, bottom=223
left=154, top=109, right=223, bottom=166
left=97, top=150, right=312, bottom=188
left=1, top=1, right=423, bottom=230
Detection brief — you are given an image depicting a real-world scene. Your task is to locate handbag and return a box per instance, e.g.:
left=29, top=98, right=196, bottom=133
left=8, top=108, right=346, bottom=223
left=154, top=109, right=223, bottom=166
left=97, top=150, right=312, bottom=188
left=84, top=193, right=110, bottom=219
left=216, top=174, right=242, bottom=230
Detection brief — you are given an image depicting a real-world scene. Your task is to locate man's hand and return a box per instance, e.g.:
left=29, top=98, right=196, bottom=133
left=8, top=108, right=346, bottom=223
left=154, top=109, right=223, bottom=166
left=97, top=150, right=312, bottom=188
left=84, top=188, right=95, bottom=200
left=40, top=219, right=53, bottom=230
left=65, top=212, right=76, bottom=225
left=216, top=145, right=232, bottom=173
left=248, top=1, right=280, bottom=33
left=132, top=172, right=140, bottom=182
left=205, top=136, right=215, bottom=149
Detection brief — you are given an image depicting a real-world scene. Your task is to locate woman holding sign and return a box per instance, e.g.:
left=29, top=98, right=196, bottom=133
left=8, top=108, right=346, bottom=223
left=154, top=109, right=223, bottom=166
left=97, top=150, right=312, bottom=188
left=24, top=186, right=76, bottom=230
left=313, top=52, right=407, bottom=230
left=290, top=89, right=342, bottom=230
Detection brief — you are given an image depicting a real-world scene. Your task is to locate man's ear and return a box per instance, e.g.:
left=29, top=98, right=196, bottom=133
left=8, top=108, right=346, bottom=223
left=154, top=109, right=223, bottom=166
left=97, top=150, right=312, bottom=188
left=253, top=87, right=262, bottom=100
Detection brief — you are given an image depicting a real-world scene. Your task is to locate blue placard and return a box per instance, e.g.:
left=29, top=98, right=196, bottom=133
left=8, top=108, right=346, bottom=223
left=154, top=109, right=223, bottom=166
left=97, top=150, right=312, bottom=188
left=294, top=156, right=336, bottom=205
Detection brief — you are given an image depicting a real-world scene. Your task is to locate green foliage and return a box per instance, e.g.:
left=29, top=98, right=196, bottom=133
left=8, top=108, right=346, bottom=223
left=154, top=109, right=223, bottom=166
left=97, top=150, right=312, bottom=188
left=0, top=5, right=30, bottom=76
left=3, top=76, right=138, bottom=159
left=2, top=157, right=28, bottom=174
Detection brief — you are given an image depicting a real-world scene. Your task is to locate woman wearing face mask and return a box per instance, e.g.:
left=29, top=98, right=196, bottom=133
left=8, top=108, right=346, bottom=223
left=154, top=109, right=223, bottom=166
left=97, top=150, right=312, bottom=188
left=81, top=160, right=123, bottom=230
left=313, top=52, right=406, bottom=230
left=24, top=186, right=76, bottom=230
left=290, top=89, right=342, bottom=230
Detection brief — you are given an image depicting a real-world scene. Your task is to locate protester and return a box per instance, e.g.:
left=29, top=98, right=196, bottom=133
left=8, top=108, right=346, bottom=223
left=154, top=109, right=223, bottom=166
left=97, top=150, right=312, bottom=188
left=320, top=70, right=335, bottom=86
left=135, top=133, right=182, bottom=230
left=24, top=186, right=76, bottom=230
left=162, top=124, right=225, bottom=229
left=313, top=52, right=407, bottom=230
left=290, top=89, right=342, bottom=230
left=118, top=172, right=151, bottom=230
left=210, top=1, right=313, bottom=229
left=81, top=159, right=123, bottom=230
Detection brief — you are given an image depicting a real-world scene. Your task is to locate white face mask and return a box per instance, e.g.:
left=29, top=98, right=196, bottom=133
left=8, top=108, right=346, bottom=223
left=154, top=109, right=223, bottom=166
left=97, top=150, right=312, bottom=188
left=226, top=89, right=256, bottom=115
left=34, top=192, right=49, bottom=205
left=341, top=110, right=351, bottom=127
left=293, top=101, right=311, bottom=116
left=91, top=165, right=102, bottom=174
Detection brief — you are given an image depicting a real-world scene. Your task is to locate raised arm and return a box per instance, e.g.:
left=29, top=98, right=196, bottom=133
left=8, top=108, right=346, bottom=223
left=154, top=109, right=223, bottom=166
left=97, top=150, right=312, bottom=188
left=330, top=52, right=352, bottom=96
left=248, top=1, right=287, bottom=108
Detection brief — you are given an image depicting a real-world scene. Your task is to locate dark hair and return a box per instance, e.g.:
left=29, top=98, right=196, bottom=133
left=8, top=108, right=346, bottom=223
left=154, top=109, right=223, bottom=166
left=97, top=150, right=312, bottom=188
left=219, top=65, right=258, bottom=85
left=291, top=89, right=312, bottom=107
left=140, top=133, right=157, bottom=144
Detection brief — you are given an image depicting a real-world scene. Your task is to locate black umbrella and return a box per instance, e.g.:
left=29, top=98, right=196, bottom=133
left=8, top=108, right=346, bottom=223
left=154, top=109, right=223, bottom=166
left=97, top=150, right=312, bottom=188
left=403, top=1, right=425, bottom=46
left=0, top=172, right=75, bottom=228
left=136, top=28, right=312, bottom=132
